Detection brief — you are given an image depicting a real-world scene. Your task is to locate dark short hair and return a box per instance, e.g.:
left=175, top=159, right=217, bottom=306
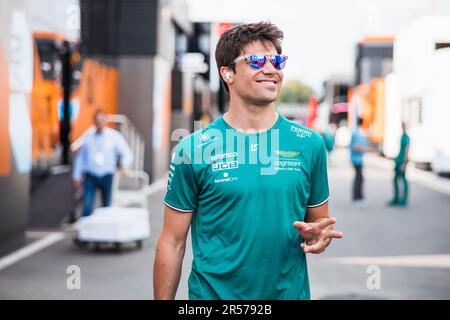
left=357, top=117, right=364, bottom=127
left=93, top=108, right=105, bottom=120
left=215, top=22, right=284, bottom=92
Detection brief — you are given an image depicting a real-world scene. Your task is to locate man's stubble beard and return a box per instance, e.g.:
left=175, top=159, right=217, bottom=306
left=237, top=88, right=279, bottom=107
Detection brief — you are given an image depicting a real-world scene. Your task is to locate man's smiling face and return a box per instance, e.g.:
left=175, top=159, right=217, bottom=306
left=231, top=40, right=284, bottom=106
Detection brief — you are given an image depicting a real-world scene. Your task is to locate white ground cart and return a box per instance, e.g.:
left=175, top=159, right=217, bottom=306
left=74, top=206, right=150, bottom=252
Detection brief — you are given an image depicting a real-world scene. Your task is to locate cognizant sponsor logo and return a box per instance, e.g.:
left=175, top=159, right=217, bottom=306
left=274, top=160, right=301, bottom=167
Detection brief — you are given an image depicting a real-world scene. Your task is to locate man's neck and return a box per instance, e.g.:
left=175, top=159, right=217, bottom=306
left=223, top=97, right=279, bottom=132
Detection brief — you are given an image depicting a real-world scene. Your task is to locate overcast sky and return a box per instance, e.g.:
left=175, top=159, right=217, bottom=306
left=187, top=0, right=450, bottom=92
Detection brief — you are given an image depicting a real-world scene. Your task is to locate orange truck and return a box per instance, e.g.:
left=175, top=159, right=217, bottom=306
left=348, top=36, right=394, bottom=147
left=31, top=31, right=64, bottom=161
left=31, top=31, right=119, bottom=163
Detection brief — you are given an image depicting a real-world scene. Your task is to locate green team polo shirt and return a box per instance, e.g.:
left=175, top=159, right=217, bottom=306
left=164, top=113, right=329, bottom=300
left=395, top=133, right=410, bottom=168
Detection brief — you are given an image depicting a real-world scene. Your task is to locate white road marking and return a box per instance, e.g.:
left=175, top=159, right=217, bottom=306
left=327, top=254, right=450, bottom=269
left=408, top=167, right=450, bottom=196
left=0, top=232, right=65, bottom=271
left=26, top=231, right=53, bottom=238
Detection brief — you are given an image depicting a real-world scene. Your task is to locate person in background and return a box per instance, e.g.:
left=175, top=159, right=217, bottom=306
left=350, top=117, right=368, bottom=207
left=321, top=123, right=336, bottom=166
left=388, top=122, right=410, bottom=207
left=73, top=109, right=133, bottom=217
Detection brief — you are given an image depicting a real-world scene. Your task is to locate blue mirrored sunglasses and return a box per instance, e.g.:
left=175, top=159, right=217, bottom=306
left=234, top=54, right=288, bottom=70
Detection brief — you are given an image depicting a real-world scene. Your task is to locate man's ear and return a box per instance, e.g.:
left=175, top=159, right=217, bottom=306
left=220, top=67, right=233, bottom=83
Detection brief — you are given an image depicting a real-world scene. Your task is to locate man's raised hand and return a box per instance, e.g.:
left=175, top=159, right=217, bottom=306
left=293, top=217, right=344, bottom=254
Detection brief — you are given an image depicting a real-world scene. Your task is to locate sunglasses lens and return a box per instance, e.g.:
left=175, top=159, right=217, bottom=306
left=248, top=54, right=266, bottom=69
left=270, top=55, right=287, bottom=70
left=244, top=54, right=287, bottom=70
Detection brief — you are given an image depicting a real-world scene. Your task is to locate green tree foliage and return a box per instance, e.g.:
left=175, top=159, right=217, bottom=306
left=277, top=79, right=313, bottom=104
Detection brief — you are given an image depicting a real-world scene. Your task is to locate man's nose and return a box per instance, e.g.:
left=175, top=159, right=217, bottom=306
left=261, top=58, right=277, bottom=73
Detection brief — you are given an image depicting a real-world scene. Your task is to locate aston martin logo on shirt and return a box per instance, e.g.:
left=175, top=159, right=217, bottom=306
left=274, top=150, right=300, bottom=158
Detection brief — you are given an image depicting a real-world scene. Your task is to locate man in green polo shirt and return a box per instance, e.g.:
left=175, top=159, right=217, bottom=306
left=388, top=122, right=410, bottom=207
left=153, top=22, right=344, bottom=300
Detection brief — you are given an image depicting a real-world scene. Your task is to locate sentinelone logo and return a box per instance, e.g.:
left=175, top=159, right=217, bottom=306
left=214, top=175, right=238, bottom=184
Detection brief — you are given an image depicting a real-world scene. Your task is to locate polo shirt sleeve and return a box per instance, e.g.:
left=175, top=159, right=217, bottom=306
left=404, top=134, right=410, bottom=148
left=163, top=140, right=199, bottom=213
left=307, top=136, right=330, bottom=207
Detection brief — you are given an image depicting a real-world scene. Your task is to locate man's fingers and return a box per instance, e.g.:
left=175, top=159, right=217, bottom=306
left=296, top=219, right=343, bottom=253
left=302, top=240, right=327, bottom=254
left=325, top=230, right=344, bottom=239
left=317, top=217, right=337, bottom=230
left=293, top=221, right=313, bottom=232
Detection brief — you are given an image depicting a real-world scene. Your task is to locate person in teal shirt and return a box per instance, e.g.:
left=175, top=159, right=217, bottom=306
left=388, top=123, right=410, bottom=207
left=153, top=22, right=344, bottom=300
left=320, top=124, right=336, bottom=166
